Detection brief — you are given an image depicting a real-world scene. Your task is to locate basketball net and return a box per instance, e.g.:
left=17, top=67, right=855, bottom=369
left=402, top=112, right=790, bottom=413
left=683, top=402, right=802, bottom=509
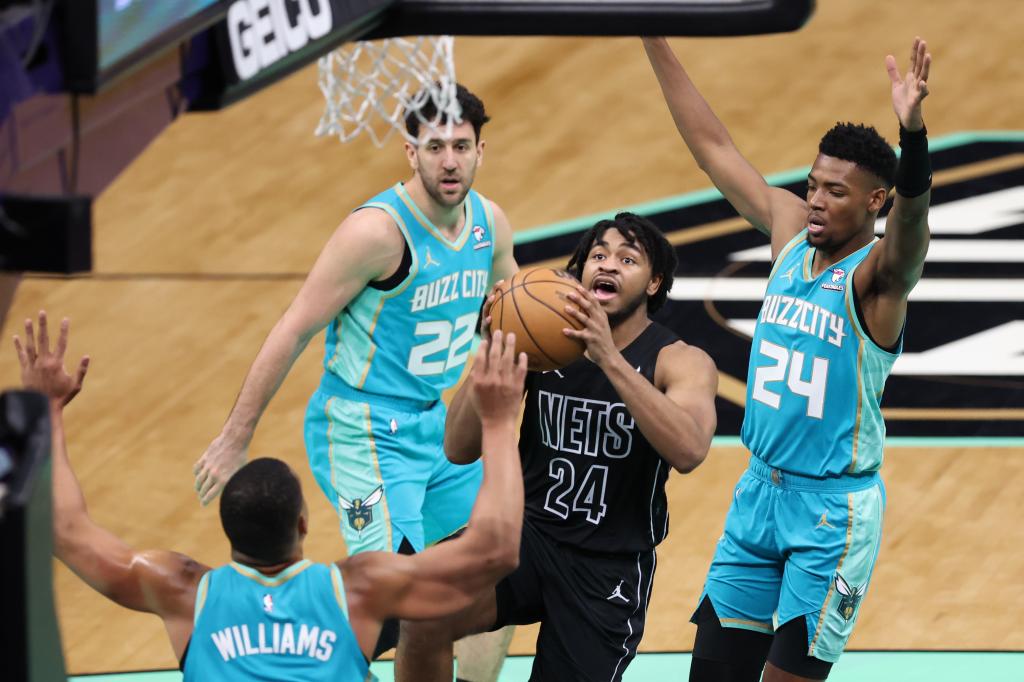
left=315, top=36, right=460, bottom=147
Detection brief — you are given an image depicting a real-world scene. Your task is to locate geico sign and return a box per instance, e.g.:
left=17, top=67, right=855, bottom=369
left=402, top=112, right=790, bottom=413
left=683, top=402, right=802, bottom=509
left=227, top=0, right=333, bottom=80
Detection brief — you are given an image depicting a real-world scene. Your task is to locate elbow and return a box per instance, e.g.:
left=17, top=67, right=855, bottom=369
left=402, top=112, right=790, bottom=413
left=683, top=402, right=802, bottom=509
left=670, top=440, right=712, bottom=474
left=443, top=438, right=480, bottom=465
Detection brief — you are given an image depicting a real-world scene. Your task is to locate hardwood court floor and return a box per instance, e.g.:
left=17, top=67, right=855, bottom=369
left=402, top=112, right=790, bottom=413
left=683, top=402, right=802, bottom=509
left=2, top=0, right=1023, bottom=674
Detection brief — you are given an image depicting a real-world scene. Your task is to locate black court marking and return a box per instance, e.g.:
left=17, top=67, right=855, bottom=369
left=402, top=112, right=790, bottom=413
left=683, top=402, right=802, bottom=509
left=513, top=137, right=1024, bottom=437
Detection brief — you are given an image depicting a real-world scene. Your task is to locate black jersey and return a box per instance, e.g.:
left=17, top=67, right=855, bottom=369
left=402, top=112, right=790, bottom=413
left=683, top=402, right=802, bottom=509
left=519, top=322, right=680, bottom=553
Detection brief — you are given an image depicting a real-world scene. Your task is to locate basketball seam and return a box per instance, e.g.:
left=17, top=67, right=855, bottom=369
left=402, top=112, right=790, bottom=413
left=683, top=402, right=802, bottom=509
left=519, top=284, right=583, bottom=329
left=508, top=282, right=561, bottom=368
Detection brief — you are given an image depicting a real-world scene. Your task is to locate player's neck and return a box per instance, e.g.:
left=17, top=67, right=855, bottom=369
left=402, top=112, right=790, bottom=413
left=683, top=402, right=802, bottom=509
left=231, top=550, right=304, bottom=576
left=812, top=228, right=874, bottom=275
left=609, top=309, right=652, bottom=350
left=403, top=177, right=464, bottom=236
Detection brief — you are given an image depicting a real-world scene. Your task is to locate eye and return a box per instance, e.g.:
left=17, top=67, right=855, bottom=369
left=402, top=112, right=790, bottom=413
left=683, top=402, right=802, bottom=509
left=830, top=190, right=844, bottom=197
left=623, top=257, right=636, bottom=265
left=456, top=142, right=470, bottom=152
left=592, top=253, right=605, bottom=261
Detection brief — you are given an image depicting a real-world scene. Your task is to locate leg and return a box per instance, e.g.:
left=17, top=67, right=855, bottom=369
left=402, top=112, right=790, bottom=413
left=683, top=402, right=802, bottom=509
left=453, top=627, right=515, bottom=682
left=690, top=471, right=784, bottom=681
left=775, top=481, right=885, bottom=675
left=399, top=522, right=546, bottom=682
left=527, top=539, right=657, bottom=681
left=760, top=617, right=832, bottom=682
left=689, top=597, right=772, bottom=682
left=304, top=395, right=431, bottom=555
left=396, top=590, right=499, bottom=682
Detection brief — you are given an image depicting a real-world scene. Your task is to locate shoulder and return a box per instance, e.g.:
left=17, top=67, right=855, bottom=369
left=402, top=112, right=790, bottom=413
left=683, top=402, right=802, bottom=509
left=655, top=340, right=718, bottom=388
left=335, top=206, right=407, bottom=251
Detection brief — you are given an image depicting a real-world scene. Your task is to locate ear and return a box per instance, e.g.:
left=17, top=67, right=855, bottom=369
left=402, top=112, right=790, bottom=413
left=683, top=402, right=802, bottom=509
left=476, top=138, right=486, bottom=167
left=646, top=273, right=663, bottom=298
left=404, top=140, right=418, bottom=170
left=297, top=511, right=309, bottom=539
left=867, top=186, right=888, bottom=213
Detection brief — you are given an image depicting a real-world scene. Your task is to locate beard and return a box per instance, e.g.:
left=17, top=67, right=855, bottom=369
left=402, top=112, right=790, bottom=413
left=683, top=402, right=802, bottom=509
left=604, top=288, right=648, bottom=328
left=421, top=167, right=475, bottom=208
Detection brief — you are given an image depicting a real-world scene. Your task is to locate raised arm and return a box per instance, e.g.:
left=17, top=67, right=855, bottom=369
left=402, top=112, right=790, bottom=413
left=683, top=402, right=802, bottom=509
left=14, top=312, right=206, bottom=659
left=642, top=37, right=807, bottom=256
left=857, top=38, right=933, bottom=347
left=193, top=209, right=406, bottom=504
left=341, top=330, right=527, bottom=656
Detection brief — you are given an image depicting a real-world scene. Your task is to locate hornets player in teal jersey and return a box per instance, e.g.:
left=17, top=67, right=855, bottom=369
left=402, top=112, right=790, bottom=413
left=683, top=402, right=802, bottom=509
left=191, top=84, right=517, bottom=665
left=646, top=37, right=934, bottom=680
left=15, top=310, right=528, bottom=681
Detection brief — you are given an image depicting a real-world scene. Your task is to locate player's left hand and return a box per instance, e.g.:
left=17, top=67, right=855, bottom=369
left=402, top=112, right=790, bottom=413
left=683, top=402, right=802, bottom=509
left=886, top=36, right=931, bottom=131
left=563, top=286, right=617, bottom=367
left=13, top=310, right=90, bottom=406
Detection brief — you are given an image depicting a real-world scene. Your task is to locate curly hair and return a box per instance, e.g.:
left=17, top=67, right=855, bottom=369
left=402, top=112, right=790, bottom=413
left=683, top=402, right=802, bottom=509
left=819, top=122, right=897, bottom=188
left=405, top=83, right=490, bottom=143
left=220, top=458, right=303, bottom=565
left=565, top=212, right=677, bottom=313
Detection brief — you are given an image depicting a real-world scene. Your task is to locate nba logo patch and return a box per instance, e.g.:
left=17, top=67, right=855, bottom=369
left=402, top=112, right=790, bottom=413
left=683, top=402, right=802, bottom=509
left=822, top=267, right=846, bottom=292
left=473, top=224, right=492, bottom=250
left=262, top=594, right=274, bottom=613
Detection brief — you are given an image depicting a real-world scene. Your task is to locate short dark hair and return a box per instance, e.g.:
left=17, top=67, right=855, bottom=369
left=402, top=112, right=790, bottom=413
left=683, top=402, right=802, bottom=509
left=220, top=458, right=303, bottom=565
left=565, top=212, right=678, bottom=313
left=405, top=83, right=490, bottom=143
left=819, top=122, right=897, bottom=189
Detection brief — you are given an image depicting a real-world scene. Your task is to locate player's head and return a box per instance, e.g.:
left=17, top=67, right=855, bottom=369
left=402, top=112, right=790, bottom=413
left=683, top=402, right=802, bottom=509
left=404, top=83, right=490, bottom=208
left=807, top=122, right=897, bottom=253
left=220, top=458, right=308, bottom=566
left=566, top=212, right=677, bottom=325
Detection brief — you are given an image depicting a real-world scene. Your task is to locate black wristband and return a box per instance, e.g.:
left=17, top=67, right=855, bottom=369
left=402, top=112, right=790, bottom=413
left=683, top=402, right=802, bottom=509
left=895, top=125, right=931, bottom=198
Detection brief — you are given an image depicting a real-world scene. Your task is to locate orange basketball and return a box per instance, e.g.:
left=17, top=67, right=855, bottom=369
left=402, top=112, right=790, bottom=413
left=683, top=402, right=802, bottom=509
left=487, top=267, right=586, bottom=371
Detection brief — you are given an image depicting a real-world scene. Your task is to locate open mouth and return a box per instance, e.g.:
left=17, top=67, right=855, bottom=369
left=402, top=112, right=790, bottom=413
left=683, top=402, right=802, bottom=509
left=440, top=178, right=461, bottom=191
left=808, top=215, right=827, bottom=235
left=592, top=276, right=619, bottom=301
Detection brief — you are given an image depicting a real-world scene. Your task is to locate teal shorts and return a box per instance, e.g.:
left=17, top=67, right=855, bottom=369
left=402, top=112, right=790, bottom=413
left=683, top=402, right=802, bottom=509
left=303, top=373, right=483, bottom=555
left=698, top=456, right=885, bottom=663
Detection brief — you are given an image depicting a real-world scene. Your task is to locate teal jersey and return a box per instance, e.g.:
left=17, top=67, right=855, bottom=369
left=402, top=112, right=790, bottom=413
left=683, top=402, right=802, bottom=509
left=323, top=183, right=495, bottom=402
left=183, top=560, right=369, bottom=682
left=741, top=230, right=902, bottom=477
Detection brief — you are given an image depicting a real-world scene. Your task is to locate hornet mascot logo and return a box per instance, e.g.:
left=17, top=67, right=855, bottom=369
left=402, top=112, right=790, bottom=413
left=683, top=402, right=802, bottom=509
left=339, top=486, right=384, bottom=533
left=834, top=573, right=866, bottom=621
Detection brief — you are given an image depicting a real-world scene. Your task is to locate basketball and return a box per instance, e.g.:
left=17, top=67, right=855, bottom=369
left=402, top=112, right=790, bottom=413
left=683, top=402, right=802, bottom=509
left=486, top=267, right=587, bottom=371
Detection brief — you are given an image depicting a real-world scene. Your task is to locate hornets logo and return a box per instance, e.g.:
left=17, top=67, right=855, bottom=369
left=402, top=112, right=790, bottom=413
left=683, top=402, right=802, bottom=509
left=339, top=486, right=384, bottom=533
left=834, top=573, right=866, bottom=621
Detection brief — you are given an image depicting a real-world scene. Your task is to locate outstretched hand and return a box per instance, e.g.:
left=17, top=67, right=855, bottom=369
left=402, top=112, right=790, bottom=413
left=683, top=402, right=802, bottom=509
left=13, top=310, right=90, bottom=406
left=886, top=37, right=931, bottom=131
left=470, top=329, right=528, bottom=424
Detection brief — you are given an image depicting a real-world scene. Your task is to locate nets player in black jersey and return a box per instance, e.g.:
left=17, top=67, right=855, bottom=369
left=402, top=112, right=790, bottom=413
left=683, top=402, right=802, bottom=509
left=397, top=212, right=719, bottom=682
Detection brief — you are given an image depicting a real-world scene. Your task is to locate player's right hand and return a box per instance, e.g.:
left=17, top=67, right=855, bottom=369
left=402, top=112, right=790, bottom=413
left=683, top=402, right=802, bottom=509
left=193, top=435, right=248, bottom=506
left=471, top=329, right=527, bottom=424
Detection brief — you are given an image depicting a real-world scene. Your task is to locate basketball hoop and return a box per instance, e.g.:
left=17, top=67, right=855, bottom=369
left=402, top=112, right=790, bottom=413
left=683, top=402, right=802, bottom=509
left=315, top=36, right=460, bottom=147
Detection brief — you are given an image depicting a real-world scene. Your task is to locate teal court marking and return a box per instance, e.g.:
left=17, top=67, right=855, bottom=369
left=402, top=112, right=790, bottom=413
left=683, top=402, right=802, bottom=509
left=69, top=651, right=1024, bottom=681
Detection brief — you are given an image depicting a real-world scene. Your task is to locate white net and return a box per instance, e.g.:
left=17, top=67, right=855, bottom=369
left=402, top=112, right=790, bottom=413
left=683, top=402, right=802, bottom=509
left=315, top=36, right=460, bottom=147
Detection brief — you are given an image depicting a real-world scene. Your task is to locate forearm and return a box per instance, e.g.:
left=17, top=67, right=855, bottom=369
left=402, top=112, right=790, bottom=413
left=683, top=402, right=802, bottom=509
left=643, top=37, right=736, bottom=169
left=49, top=401, right=89, bottom=551
left=601, top=354, right=711, bottom=472
left=443, top=383, right=483, bottom=464
left=884, top=126, right=932, bottom=283
left=222, top=315, right=313, bottom=442
left=462, top=418, right=522, bottom=577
